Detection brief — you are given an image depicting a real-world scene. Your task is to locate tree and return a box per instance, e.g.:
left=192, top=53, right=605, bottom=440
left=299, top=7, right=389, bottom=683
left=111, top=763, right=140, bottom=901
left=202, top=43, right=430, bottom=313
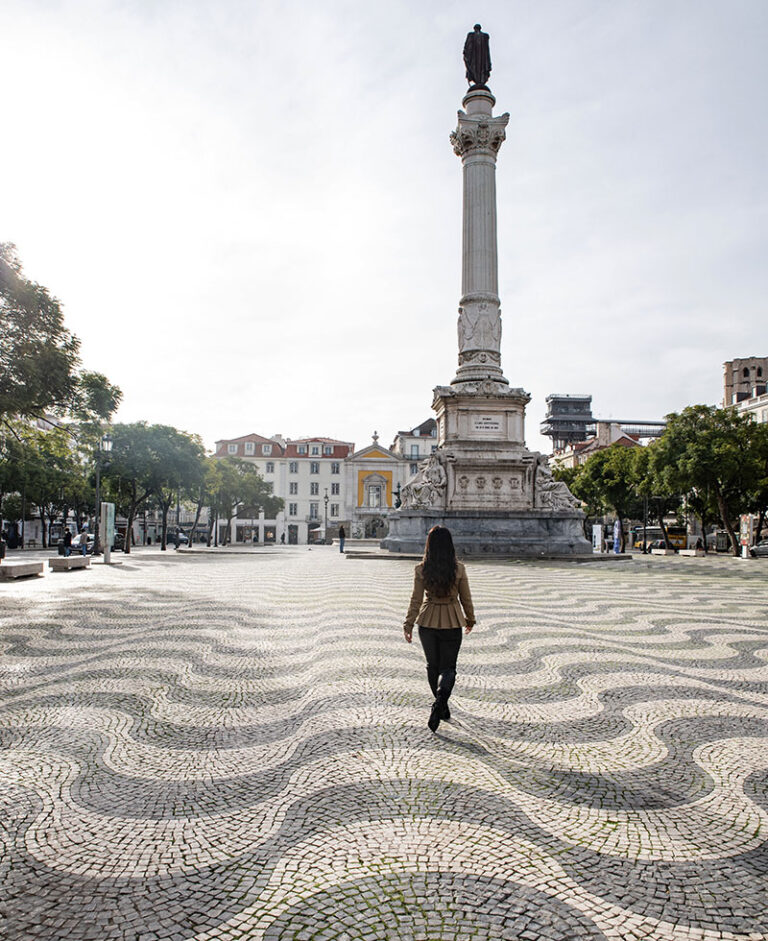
left=22, top=425, right=85, bottom=548
left=102, top=423, right=163, bottom=554
left=650, top=405, right=762, bottom=555
left=0, top=243, right=121, bottom=424
left=633, top=445, right=685, bottom=550
left=745, top=422, right=768, bottom=543
left=151, top=427, right=206, bottom=549
left=565, top=444, right=644, bottom=549
left=216, top=458, right=283, bottom=544
left=186, top=456, right=223, bottom=548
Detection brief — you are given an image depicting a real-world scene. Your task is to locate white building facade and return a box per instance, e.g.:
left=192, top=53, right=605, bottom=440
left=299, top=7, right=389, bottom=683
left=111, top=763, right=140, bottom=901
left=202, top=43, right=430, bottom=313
left=214, top=433, right=353, bottom=544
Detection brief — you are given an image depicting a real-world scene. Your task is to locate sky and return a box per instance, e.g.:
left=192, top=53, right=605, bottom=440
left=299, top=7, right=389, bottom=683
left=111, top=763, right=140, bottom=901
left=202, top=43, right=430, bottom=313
left=3, top=0, right=767, bottom=455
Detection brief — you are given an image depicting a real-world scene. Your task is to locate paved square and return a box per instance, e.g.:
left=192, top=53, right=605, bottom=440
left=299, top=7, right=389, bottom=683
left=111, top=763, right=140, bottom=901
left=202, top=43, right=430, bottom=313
left=1, top=549, right=767, bottom=940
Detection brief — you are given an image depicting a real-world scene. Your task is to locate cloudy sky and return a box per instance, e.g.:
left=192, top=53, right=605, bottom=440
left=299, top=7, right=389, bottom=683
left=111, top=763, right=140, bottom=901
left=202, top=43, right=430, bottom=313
left=3, top=0, right=767, bottom=454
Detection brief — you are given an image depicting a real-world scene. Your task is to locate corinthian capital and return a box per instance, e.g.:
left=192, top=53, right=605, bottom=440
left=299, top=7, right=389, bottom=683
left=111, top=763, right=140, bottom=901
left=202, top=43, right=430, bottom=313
left=450, top=112, right=510, bottom=157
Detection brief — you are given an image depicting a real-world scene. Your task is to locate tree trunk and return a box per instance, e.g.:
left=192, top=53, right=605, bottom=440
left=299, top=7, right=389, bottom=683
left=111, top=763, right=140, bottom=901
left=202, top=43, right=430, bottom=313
left=700, top=515, right=709, bottom=553
left=124, top=506, right=134, bottom=553
left=715, top=491, right=740, bottom=555
left=756, top=507, right=765, bottom=543
left=161, top=503, right=169, bottom=550
left=206, top=505, right=215, bottom=547
left=658, top=511, right=670, bottom=550
left=47, top=509, right=57, bottom=548
left=189, top=499, right=203, bottom=547
left=39, top=509, right=47, bottom=548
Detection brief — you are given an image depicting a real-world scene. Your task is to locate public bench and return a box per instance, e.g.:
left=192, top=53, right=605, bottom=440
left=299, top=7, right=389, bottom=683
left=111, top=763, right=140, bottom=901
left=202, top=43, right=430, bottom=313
left=0, top=561, right=45, bottom=579
left=651, top=548, right=676, bottom=556
left=679, top=548, right=705, bottom=557
left=48, top=556, right=91, bottom=572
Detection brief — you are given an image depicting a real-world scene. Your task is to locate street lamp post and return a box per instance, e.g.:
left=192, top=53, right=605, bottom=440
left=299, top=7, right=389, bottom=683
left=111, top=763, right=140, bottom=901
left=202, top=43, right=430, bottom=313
left=93, top=433, right=113, bottom=555
left=324, top=488, right=329, bottom=544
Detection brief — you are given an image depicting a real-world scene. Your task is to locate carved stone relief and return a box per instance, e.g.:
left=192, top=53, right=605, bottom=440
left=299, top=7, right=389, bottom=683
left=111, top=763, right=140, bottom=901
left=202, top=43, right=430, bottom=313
left=534, top=459, right=580, bottom=510
left=400, top=453, right=447, bottom=509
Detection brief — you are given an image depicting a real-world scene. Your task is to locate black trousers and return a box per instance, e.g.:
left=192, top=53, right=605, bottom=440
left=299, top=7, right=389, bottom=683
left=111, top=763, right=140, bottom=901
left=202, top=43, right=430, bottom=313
left=418, top=626, right=463, bottom=701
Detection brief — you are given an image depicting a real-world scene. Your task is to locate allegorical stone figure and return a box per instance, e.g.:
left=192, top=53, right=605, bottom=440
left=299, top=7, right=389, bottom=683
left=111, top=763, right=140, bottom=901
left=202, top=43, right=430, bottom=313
left=463, top=23, right=492, bottom=87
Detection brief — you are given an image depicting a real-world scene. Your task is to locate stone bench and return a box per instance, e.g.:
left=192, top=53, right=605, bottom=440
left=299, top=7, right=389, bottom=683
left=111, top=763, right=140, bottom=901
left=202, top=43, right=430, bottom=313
left=0, top=561, right=45, bottom=579
left=48, top=556, right=91, bottom=572
left=679, top=548, right=706, bottom=557
left=651, top=548, right=677, bottom=556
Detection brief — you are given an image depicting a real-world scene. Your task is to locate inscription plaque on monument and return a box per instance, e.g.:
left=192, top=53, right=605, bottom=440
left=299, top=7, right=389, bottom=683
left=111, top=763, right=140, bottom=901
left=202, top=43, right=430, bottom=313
left=472, top=416, right=502, bottom=433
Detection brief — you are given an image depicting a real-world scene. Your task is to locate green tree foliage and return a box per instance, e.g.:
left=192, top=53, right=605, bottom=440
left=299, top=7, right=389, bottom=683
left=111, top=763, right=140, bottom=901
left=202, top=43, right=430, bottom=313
left=0, top=243, right=121, bottom=423
left=744, top=422, right=768, bottom=541
left=103, top=423, right=218, bottom=553
left=185, top=456, right=223, bottom=547
left=573, top=444, right=643, bottom=552
left=216, top=457, right=283, bottom=544
left=22, top=425, right=86, bottom=548
left=151, top=427, right=207, bottom=549
left=102, top=423, right=163, bottom=554
left=650, top=405, right=764, bottom=555
left=631, top=446, right=685, bottom=550
left=561, top=444, right=644, bottom=548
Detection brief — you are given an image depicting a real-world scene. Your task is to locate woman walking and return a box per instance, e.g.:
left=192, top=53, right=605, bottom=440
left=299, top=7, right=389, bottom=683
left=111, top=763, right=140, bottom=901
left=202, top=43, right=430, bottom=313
left=403, top=526, right=475, bottom=732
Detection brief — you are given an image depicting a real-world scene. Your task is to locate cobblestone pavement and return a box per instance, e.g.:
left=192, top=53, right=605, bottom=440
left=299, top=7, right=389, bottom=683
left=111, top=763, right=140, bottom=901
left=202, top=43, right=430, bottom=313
left=1, top=548, right=767, bottom=940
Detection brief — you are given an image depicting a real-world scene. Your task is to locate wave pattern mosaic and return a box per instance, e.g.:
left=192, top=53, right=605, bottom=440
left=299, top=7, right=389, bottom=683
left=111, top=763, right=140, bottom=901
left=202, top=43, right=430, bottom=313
left=1, top=551, right=767, bottom=940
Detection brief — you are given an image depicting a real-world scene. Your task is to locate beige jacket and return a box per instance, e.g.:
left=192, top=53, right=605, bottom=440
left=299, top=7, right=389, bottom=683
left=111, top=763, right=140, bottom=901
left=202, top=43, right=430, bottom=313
left=404, top=561, right=476, bottom=631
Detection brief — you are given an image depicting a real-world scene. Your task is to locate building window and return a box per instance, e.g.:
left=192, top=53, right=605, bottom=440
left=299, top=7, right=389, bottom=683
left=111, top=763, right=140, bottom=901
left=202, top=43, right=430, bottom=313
left=262, top=444, right=272, bottom=455
left=331, top=462, right=340, bottom=474
left=431, top=445, right=437, bottom=453
left=297, top=445, right=307, bottom=455
left=289, top=482, right=298, bottom=495
left=331, top=483, right=340, bottom=495
left=410, top=463, right=419, bottom=475
left=311, top=446, right=319, bottom=455
left=310, top=482, right=319, bottom=496
left=410, top=444, right=419, bottom=458
left=244, top=441, right=255, bottom=455
left=289, top=461, right=298, bottom=473
left=265, top=462, right=274, bottom=474
left=368, top=485, right=382, bottom=508
left=323, top=445, right=333, bottom=455
left=310, top=462, right=320, bottom=474
left=228, top=444, right=238, bottom=454
left=289, top=503, right=297, bottom=516
left=331, top=503, right=339, bottom=517
left=309, top=503, right=319, bottom=519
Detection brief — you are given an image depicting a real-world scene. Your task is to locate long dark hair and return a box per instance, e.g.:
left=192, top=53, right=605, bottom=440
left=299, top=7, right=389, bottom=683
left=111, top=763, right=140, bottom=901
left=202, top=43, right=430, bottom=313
left=422, top=526, right=457, bottom=597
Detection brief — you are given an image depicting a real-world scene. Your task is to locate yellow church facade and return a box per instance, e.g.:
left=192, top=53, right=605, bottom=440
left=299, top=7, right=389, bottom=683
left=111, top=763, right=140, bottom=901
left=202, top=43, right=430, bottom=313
left=345, top=434, right=412, bottom=539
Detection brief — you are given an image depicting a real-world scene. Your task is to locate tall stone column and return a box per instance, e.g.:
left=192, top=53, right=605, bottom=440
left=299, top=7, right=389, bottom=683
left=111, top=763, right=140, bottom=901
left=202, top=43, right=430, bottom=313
left=450, top=87, right=510, bottom=391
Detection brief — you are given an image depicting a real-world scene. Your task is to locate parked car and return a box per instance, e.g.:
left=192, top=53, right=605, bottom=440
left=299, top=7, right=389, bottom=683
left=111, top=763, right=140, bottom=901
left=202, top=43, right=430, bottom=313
left=751, top=540, right=768, bottom=558
left=166, top=531, right=189, bottom=546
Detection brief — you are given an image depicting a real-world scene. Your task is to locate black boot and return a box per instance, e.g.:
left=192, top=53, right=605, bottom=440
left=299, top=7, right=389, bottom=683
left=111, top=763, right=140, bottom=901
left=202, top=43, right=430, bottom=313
left=428, top=698, right=442, bottom=732
left=440, top=700, right=451, bottom=720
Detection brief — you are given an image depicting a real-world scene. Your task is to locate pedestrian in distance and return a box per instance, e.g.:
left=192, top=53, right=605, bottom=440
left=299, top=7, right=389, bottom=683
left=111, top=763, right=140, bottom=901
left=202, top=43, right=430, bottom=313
left=63, top=529, right=72, bottom=557
left=403, top=525, right=475, bottom=732
left=338, top=525, right=345, bottom=553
